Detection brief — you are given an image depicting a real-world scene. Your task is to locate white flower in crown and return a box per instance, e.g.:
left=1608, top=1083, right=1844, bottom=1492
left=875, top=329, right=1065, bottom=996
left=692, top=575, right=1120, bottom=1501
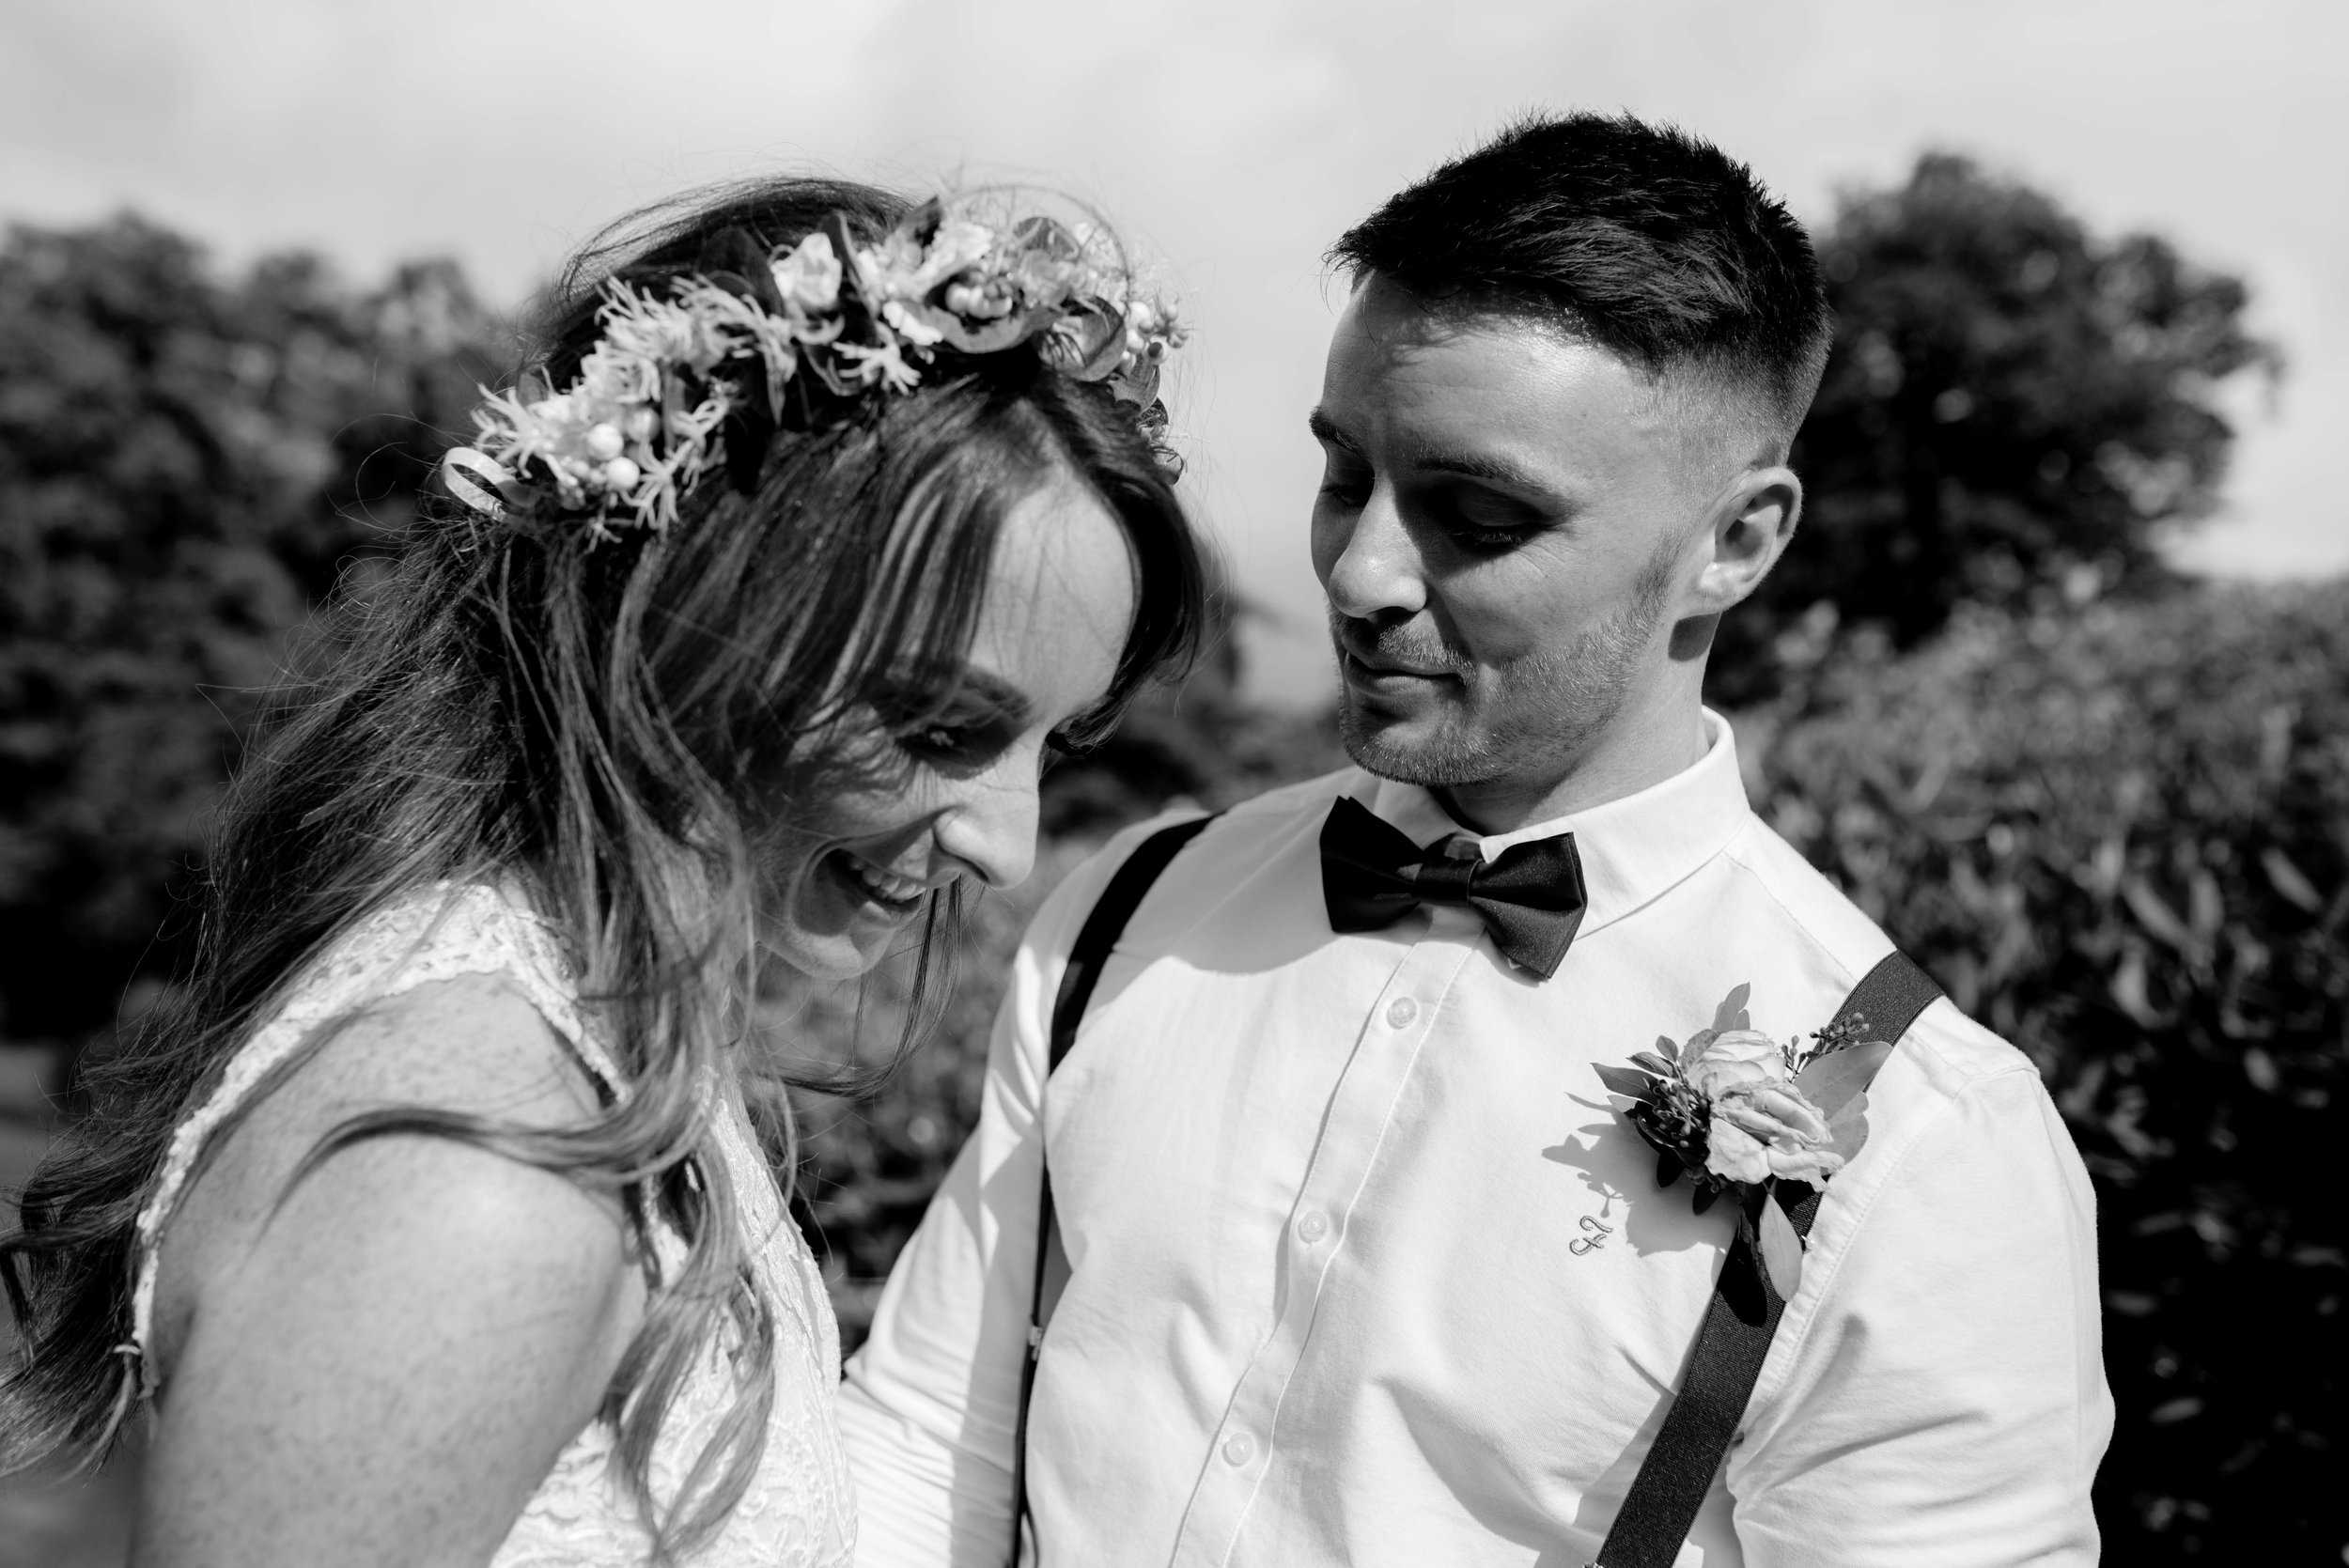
left=836, top=336, right=926, bottom=393
left=439, top=198, right=1187, bottom=535
left=770, top=232, right=844, bottom=314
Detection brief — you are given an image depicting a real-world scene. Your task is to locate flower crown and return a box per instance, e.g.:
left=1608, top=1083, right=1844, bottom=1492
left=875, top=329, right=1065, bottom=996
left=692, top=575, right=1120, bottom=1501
left=441, top=196, right=1186, bottom=536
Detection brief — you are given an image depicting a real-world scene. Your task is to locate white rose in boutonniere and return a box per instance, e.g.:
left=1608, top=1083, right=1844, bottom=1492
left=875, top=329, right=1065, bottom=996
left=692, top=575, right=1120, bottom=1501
left=1705, top=1080, right=1843, bottom=1186
left=1685, top=1029, right=1786, bottom=1097
left=1592, top=984, right=1890, bottom=1298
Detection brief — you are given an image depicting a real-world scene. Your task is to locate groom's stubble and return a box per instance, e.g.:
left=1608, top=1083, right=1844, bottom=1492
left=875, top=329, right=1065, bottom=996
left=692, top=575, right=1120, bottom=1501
left=1331, top=532, right=1682, bottom=792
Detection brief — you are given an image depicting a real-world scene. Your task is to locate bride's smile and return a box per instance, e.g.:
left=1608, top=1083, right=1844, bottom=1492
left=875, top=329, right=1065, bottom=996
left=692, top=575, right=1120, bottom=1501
left=757, top=480, right=1139, bottom=982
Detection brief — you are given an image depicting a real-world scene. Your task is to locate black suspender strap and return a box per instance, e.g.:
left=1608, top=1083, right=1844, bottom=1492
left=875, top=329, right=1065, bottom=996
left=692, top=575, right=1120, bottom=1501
left=1591, top=949, right=1944, bottom=1568
left=1006, top=814, right=1217, bottom=1568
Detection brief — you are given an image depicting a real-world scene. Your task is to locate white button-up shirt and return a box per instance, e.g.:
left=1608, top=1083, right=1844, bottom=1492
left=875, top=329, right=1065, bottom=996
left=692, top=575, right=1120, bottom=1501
left=841, top=715, right=2111, bottom=1567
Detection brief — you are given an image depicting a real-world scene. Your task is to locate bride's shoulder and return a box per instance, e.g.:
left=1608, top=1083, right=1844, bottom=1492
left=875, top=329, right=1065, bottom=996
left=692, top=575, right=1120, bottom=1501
left=148, top=950, right=632, bottom=1384
left=259, top=879, right=610, bottom=1116
left=174, top=962, right=607, bottom=1223
left=139, top=961, right=646, bottom=1553
left=306, top=964, right=605, bottom=1124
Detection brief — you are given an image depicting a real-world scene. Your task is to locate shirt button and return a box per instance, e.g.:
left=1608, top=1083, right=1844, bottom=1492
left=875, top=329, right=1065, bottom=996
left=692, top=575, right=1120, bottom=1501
left=1221, top=1432, right=1257, bottom=1467
left=1297, top=1210, right=1330, bottom=1244
left=1385, top=997, right=1419, bottom=1029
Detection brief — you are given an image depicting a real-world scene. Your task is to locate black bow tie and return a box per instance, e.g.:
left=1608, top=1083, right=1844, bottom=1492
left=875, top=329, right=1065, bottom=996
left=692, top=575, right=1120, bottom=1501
left=1318, top=796, right=1588, bottom=980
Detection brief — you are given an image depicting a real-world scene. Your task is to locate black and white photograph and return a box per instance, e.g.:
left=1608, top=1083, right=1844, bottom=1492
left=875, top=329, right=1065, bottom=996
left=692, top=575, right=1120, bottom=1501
left=2, top=2, right=2343, bottom=1563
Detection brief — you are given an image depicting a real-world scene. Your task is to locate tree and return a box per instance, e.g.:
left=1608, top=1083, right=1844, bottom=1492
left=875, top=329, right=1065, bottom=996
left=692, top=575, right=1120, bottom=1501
left=1713, top=154, right=2280, bottom=704
left=0, top=216, right=507, bottom=1052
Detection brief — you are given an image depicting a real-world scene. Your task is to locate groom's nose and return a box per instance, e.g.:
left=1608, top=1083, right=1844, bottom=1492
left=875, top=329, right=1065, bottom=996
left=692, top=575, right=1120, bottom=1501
left=1320, top=485, right=1429, bottom=623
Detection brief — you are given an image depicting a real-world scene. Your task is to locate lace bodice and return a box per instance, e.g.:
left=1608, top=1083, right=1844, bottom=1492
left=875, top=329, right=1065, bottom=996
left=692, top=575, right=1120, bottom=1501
left=127, top=882, right=857, bottom=1567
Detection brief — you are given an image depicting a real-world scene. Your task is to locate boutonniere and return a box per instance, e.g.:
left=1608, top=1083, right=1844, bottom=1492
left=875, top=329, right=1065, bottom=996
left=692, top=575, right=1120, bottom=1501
left=1594, top=984, right=1890, bottom=1298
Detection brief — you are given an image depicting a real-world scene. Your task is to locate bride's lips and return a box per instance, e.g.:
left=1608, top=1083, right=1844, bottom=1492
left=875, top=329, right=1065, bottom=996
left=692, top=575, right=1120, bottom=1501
left=821, top=849, right=929, bottom=917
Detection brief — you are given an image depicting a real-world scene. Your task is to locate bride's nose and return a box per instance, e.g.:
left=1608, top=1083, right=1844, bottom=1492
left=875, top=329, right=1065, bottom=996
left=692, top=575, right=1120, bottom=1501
left=932, top=762, right=1039, bottom=893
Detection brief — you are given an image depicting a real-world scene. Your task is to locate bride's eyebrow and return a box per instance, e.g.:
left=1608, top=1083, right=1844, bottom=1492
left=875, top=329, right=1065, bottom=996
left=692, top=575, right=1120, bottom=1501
left=952, top=670, right=1034, bottom=722
left=879, top=663, right=1034, bottom=722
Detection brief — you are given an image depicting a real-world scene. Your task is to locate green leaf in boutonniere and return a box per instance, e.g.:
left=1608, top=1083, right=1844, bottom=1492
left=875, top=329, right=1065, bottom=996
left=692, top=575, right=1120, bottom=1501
left=1594, top=1063, right=1661, bottom=1101
left=1792, top=1039, right=1892, bottom=1114
left=1794, top=1038, right=1892, bottom=1168
left=1756, top=1191, right=1807, bottom=1298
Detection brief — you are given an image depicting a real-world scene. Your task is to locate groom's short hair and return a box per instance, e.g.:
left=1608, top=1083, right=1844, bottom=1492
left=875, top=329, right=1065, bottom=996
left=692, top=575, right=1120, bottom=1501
left=1330, top=112, right=1832, bottom=458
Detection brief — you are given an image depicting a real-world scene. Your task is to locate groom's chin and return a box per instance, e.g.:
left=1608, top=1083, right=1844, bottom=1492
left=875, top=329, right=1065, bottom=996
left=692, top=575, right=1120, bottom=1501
left=1336, top=698, right=1494, bottom=788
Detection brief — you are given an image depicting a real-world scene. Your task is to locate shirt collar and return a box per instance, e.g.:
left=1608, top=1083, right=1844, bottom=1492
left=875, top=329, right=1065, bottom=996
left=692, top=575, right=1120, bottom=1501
left=1360, top=708, right=1751, bottom=939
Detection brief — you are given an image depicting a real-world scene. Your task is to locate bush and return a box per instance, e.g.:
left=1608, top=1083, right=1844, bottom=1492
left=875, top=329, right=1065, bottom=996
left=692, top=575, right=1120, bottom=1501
left=1749, top=580, right=2347, bottom=1560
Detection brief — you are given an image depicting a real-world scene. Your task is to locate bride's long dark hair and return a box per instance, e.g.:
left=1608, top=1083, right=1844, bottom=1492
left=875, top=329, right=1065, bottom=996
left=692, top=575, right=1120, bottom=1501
left=0, top=177, right=1206, bottom=1555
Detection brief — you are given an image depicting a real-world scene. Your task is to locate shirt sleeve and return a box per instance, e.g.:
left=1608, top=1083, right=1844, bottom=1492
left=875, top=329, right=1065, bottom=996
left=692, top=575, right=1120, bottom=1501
left=839, top=831, right=1145, bottom=1568
left=1727, top=1061, right=2114, bottom=1567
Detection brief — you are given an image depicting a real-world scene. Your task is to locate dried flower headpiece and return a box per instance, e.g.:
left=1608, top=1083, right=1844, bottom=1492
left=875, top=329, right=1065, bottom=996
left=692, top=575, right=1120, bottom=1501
left=441, top=195, right=1186, bottom=537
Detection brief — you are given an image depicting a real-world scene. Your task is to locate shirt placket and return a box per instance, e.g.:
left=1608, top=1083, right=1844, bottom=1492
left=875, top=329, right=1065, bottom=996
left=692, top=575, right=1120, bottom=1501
left=1167, top=906, right=1485, bottom=1568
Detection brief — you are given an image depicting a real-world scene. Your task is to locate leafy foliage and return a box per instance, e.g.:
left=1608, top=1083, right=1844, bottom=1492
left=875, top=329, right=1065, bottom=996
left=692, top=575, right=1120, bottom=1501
left=1713, top=154, right=2279, bottom=704
left=0, top=216, right=508, bottom=1046
left=1749, top=582, right=2347, bottom=1560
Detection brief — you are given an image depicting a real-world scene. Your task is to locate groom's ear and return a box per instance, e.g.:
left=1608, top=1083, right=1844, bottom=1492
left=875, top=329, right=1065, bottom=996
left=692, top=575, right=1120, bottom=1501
left=1688, top=465, right=1801, bottom=615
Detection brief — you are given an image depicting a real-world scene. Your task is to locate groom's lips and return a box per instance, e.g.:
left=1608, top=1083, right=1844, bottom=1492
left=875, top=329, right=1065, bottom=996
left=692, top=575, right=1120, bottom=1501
left=1338, top=636, right=1457, bottom=692
left=1341, top=656, right=1461, bottom=711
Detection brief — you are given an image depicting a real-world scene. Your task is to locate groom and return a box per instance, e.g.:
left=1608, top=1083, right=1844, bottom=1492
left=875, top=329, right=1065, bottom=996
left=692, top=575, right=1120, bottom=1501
left=841, top=113, right=2110, bottom=1566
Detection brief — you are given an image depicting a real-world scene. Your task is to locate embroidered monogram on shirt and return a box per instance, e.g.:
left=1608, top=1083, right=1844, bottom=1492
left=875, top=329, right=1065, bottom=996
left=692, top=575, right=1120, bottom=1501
left=1569, top=1190, right=1620, bottom=1255
left=1568, top=1213, right=1615, bottom=1254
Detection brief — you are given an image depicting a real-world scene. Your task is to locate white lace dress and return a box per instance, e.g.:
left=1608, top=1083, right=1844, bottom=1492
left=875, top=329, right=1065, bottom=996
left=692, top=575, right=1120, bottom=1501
left=125, top=882, right=858, bottom=1567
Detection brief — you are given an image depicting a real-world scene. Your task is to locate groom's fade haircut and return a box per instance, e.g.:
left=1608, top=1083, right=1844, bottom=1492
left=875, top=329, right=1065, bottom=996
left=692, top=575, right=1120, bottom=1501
left=1330, top=111, right=1832, bottom=462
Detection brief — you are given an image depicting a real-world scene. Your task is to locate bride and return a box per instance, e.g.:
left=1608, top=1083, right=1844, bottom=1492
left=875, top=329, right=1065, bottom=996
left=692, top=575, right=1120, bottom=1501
left=0, top=177, right=1205, bottom=1565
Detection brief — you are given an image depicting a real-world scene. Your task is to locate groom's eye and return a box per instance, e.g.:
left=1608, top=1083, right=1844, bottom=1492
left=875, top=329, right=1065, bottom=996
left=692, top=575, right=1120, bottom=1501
left=1316, top=455, right=1372, bottom=507
left=1435, top=486, right=1542, bottom=553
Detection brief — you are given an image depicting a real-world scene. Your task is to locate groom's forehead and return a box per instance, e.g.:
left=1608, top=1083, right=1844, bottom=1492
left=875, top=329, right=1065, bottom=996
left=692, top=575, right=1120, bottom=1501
left=1326, top=279, right=1661, bottom=411
left=1335, top=273, right=1598, bottom=361
left=1321, top=277, right=1758, bottom=476
left=1326, top=295, right=1672, bottom=442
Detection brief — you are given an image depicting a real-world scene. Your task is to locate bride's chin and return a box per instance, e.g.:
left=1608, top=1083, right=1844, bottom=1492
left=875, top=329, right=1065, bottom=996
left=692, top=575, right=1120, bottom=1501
left=755, top=918, right=882, bottom=985
left=756, top=854, right=927, bottom=981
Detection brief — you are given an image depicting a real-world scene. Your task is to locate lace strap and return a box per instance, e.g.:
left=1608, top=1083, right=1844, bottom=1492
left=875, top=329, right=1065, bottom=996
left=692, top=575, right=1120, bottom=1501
left=125, top=882, right=616, bottom=1393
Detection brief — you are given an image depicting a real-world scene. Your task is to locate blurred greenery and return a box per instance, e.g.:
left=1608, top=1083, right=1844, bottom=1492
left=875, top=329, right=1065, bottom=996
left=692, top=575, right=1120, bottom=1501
left=3, top=154, right=2340, bottom=1563
left=0, top=213, right=509, bottom=1051
left=1714, top=151, right=2281, bottom=705
left=1748, top=584, right=2346, bottom=1559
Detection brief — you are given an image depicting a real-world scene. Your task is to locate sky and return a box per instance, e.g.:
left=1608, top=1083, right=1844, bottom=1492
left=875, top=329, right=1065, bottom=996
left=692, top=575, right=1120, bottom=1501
left=5, top=0, right=2343, bottom=702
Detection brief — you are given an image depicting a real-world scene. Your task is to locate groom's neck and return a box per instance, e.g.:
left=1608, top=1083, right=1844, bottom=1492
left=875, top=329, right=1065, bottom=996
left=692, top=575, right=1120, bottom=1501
left=1434, top=682, right=1711, bottom=836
